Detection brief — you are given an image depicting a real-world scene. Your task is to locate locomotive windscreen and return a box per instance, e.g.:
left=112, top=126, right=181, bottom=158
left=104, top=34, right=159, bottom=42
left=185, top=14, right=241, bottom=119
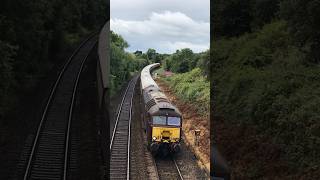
left=152, top=116, right=166, bottom=125
left=167, top=117, right=181, bottom=126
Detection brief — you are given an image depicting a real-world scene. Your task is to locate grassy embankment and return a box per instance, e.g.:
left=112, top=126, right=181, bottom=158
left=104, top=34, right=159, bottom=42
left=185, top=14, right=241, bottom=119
left=162, top=68, right=209, bottom=117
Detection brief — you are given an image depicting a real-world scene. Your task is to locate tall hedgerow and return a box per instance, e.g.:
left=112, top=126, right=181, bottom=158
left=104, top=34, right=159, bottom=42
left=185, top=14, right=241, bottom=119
left=212, top=20, right=320, bottom=169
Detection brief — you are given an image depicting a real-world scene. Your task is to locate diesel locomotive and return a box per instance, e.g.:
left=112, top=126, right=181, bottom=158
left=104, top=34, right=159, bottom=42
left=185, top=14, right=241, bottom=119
left=140, top=63, right=182, bottom=156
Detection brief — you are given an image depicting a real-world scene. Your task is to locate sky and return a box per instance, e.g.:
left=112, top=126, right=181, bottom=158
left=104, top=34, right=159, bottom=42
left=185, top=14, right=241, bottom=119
left=110, top=0, right=210, bottom=54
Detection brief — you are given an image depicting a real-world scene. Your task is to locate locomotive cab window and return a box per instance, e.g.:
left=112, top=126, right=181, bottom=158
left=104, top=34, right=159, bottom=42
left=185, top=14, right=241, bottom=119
left=167, top=117, right=181, bottom=126
left=152, top=116, right=166, bottom=125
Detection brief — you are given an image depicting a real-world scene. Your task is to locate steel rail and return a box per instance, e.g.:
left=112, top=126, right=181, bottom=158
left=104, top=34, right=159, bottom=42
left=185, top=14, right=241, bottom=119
left=23, top=34, right=96, bottom=180
left=151, top=154, right=160, bottom=180
left=173, top=158, right=184, bottom=180
left=109, top=79, right=132, bottom=150
left=109, top=77, right=137, bottom=180
left=126, top=78, right=137, bottom=180
left=63, top=41, right=97, bottom=180
left=154, top=156, right=184, bottom=180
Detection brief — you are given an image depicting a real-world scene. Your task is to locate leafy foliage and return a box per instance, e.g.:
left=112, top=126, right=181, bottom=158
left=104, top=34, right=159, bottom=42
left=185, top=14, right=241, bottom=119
left=213, top=0, right=280, bottom=38
left=164, top=68, right=210, bottom=117
left=163, top=48, right=209, bottom=75
left=212, top=20, right=320, bottom=170
left=212, top=1, right=320, bottom=175
left=0, top=0, right=107, bottom=121
left=145, top=48, right=163, bottom=63
left=213, top=0, right=253, bottom=37
left=280, top=0, right=320, bottom=64
left=110, top=31, right=149, bottom=96
left=150, top=46, right=209, bottom=122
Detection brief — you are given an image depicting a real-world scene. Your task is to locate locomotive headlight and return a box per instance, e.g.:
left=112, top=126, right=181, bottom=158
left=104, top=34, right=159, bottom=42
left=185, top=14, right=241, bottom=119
left=152, top=136, right=157, bottom=141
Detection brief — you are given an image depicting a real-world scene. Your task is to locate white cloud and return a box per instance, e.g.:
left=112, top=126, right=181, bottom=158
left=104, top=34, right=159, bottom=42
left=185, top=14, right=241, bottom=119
left=111, top=0, right=209, bottom=22
left=162, top=41, right=210, bottom=53
left=111, top=11, right=209, bottom=53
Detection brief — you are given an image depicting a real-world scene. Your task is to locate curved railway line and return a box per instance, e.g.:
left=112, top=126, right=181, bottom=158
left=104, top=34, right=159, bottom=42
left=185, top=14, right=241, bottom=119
left=110, top=77, right=138, bottom=180
left=22, top=35, right=97, bottom=180
left=110, top=76, right=184, bottom=180
left=110, top=69, right=208, bottom=179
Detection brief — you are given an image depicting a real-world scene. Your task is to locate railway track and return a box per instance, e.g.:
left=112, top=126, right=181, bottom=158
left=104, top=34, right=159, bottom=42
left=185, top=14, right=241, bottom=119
left=110, top=76, right=138, bottom=180
left=23, top=35, right=97, bottom=180
left=154, top=156, right=184, bottom=180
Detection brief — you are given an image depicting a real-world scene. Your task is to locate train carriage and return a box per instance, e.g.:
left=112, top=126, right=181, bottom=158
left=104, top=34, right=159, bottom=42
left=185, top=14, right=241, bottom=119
left=140, top=63, right=182, bottom=156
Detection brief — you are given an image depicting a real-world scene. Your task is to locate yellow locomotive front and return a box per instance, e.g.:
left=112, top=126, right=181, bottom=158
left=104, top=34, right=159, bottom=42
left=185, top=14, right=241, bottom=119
left=148, top=111, right=182, bottom=156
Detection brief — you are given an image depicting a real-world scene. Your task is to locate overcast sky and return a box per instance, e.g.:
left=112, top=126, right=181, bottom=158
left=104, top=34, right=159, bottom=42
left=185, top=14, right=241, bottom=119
left=110, top=0, right=210, bottom=54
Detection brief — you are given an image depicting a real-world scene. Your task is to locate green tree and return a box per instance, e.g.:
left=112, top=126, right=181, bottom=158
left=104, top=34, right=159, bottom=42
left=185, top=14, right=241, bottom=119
left=252, top=0, right=280, bottom=28
left=111, top=31, right=129, bottom=50
left=169, top=48, right=194, bottom=73
left=213, top=0, right=253, bottom=38
left=280, top=0, right=320, bottom=64
left=197, top=50, right=210, bottom=77
left=146, top=48, right=156, bottom=63
left=109, top=31, right=148, bottom=96
left=0, top=0, right=107, bottom=124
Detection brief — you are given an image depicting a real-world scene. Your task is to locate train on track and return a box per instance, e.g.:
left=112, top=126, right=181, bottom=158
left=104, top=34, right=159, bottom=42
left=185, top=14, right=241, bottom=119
left=140, top=63, right=182, bottom=156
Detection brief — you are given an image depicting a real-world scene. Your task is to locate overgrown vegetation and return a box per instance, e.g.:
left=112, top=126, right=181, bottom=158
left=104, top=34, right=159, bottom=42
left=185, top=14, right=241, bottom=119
left=0, top=0, right=107, bottom=131
left=109, top=34, right=210, bottom=98
left=153, top=48, right=210, bottom=117
left=163, top=48, right=209, bottom=76
left=110, top=31, right=149, bottom=96
left=163, top=68, right=209, bottom=117
left=212, top=0, right=320, bottom=177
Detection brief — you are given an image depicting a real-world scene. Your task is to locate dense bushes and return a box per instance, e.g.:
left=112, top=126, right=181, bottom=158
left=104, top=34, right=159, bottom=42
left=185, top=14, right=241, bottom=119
left=280, top=0, right=320, bottom=64
left=163, top=48, right=209, bottom=78
left=212, top=20, right=320, bottom=169
left=0, top=0, right=107, bottom=121
left=213, top=0, right=320, bottom=63
left=159, top=45, right=209, bottom=117
left=164, top=68, right=209, bottom=117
